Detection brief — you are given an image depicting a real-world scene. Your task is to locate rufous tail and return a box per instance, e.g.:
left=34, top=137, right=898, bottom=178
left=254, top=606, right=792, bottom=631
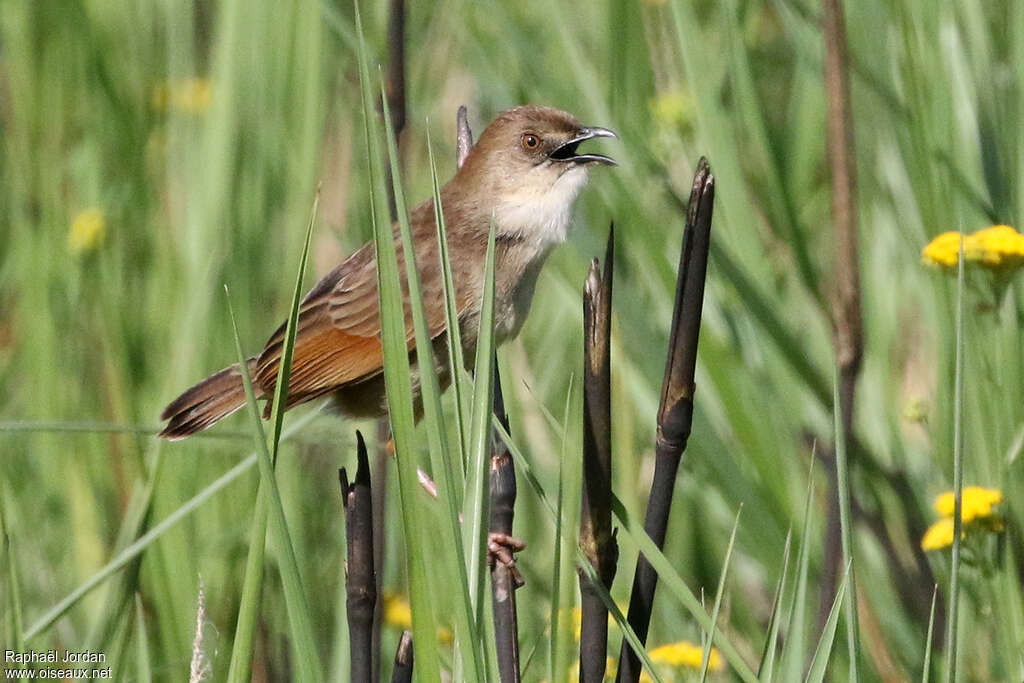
left=159, top=358, right=259, bottom=440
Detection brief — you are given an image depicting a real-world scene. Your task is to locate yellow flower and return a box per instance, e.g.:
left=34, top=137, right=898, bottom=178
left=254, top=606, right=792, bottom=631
left=921, top=225, right=1024, bottom=272
left=970, top=225, right=1024, bottom=268
left=933, top=486, right=1003, bottom=522
left=645, top=640, right=723, bottom=673
left=921, top=517, right=958, bottom=551
left=921, top=231, right=969, bottom=269
left=380, top=592, right=453, bottom=645
left=68, top=208, right=106, bottom=254
left=921, top=486, right=1005, bottom=551
left=152, top=77, right=212, bottom=114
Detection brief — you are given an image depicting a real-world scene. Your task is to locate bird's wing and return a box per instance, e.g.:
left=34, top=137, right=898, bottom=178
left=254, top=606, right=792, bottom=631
left=253, top=218, right=460, bottom=409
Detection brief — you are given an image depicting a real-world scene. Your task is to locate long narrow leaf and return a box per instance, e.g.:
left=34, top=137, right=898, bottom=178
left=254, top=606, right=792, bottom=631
left=702, top=506, right=742, bottom=682
left=804, top=563, right=851, bottom=683
left=462, top=223, right=497, bottom=628
left=353, top=3, right=442, bottom=678
left=757, top=529, right=792, bottom=681
left=491, top=419, right=666, bottom=683
left=21, top=409, right=319, bottom=642
left=225, top=290, right=323, bottom=683
left=381, top=78, right=485, bottom=680
left=427, top=131, right=470, bottom=473
left=922, top=584, right=938, bottom=683
left=945, top=234, right=966, bottom=683
left=780, top=454, right=817, bottom=681
left=227, top=188, right=318, bottom=683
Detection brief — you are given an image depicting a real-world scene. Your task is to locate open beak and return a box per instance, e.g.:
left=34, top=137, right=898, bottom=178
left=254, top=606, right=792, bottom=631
left=549, top=126, right=618, bottom=166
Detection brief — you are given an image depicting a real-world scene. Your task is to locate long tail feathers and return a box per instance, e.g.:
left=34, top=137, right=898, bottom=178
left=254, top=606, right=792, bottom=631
left=159, top=358, right=259, bottom=440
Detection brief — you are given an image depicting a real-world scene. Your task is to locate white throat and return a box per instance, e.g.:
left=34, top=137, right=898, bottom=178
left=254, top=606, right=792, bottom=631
left=494, top=166, right=590, bottom=246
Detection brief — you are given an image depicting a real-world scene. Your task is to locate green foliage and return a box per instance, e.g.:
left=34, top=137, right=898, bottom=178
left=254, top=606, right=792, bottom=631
left=3, top=0, right=1024, bottom=680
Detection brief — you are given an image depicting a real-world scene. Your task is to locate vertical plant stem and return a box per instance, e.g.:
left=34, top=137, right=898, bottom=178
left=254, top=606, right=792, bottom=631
left=945, top=236, right=966, bottom=683
left=617, top=159, right=714, bottom=683
left=340, top=431, right=377, bottom=683
left=490, top=367, right=521, bottom=683
left=823, top=0, right=863, bottom=674
left=579, top=226, right=617, bottom=683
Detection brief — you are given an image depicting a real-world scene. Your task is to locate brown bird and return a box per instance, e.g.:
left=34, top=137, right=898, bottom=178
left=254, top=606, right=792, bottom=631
left=159, top=105, right=616, bottom=439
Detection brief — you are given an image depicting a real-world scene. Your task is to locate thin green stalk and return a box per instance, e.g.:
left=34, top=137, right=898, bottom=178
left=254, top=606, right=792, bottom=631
left=353, top=3, right=441, bottom=678
left=804, top=563, right=851, bottom=683
left=226, top=290, right=323, bottom=683
left=427, top=131, right=470, bottom=473
left=701, top=506, right=742, bottom=683
left=381, top=79, right=485, bottom=679
left=945, top=236, right=967, bottom=683
left=757, top=529, right=791, bottom=681
left=225, top=487, right=268, bottom=683
left=923, top=585, right=938, bottom=683
left=491, top=419, right=680, bottom=683
left=462, top=223, right=497, bottom=629
left=21, top=409, right=319, bottom=642
left=832, top=367, right=861, bottom=679
left=227, top=178, right=319, bottom=683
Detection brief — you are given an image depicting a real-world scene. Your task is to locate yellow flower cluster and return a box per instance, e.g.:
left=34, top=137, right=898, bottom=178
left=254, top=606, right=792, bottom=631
left=637, top=640, right=725, bottom=681
left=921, top=486, right=1004, bottom=551
left=921, top=225, right=1024, bottom=271
left=151, top=77, right=212, bottom=114
left=68, top=208, right=106, bottom=255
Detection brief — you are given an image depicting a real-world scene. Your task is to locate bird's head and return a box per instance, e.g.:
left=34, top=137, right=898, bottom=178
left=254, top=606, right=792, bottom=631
left=454, top=105, right=616, bottom=244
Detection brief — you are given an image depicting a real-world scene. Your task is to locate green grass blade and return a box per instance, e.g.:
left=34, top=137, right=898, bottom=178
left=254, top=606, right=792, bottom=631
left=427, top=131, right=470, bottom=473
left=267, top=192, right=320, bottom=464
left=780, top=455, right=817, bottom=682
left=548, top=374, right=577, bottom=683
left=607, top=491, right=760, bottom=683
left=225, top=486, right=268, bottom=683
left=225, top=289, right=323, bottom=683
left=21, top=410, right=319, bottom=642
left=922, top=584, right=938, bottom=683
left=226, top=185, right=318, bottom=683
left=489, top=415, right=665, bottom=682
left=461, top=222, right=497, bottom=631
left=381, top=76, right=485, bottom=679
left=945, top=235, right=966, bottom=683
left=134, top=594, right=152, bottom=683
left=758, top=527, right=792, bottom=681
left=804, top=563, right=850, bottom=683
left=832, top=367, right=861, bottom=680
left=353, top=3, right=442, bottom=678
left=702, top=506, right=742, bottom=682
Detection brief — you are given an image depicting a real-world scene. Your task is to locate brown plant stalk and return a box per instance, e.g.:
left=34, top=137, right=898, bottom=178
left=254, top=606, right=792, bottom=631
left=617, top=159, right=714, bottom=683
left=579, top=226, right=617, bottom=682
left=339, top=431, right=377, bottom=683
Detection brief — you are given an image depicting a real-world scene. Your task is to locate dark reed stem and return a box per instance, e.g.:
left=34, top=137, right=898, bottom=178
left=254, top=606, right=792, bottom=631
left=490, top=365, right=522, bottom=683
left=617, top=159, right=714, bottom=683
left=390, top=630, right=414, bottom=683
left=339, top=431, right=377, bottom=683
left=579, top=226, right=617, bottom=682
left=821, top=0, right=863, bottom=671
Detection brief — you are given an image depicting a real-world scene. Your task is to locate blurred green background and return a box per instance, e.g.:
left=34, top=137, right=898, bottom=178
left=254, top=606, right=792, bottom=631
left=2, top=0, right=1023, bottom=680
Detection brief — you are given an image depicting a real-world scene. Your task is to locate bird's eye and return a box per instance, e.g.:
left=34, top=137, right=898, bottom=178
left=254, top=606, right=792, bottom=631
left=521, top=133, right=540, bottom=150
